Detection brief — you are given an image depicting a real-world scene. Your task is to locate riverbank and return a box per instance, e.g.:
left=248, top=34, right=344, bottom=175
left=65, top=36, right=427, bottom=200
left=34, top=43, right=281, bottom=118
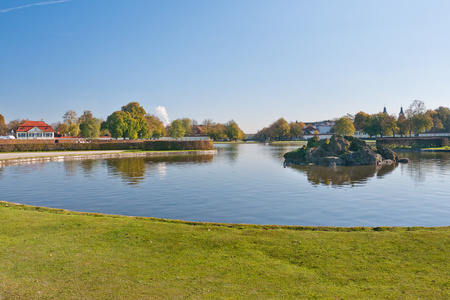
left=0, top=201, right=448, bottom=299
left=0, top=149, right=217, bottom=167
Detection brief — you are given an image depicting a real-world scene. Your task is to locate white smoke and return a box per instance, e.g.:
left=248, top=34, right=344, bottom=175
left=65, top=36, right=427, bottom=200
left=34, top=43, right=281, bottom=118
left=155, top=106, right=169, bottom=125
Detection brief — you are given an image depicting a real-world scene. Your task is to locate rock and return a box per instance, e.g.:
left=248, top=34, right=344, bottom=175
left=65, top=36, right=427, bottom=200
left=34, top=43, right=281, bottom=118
left=398, top=158, right=410, bottom=163
left=376, top=145, right=399, bottom=162
left=283, top=135, right=401, bottom=167
left=328, top=135, right=350, bottom=155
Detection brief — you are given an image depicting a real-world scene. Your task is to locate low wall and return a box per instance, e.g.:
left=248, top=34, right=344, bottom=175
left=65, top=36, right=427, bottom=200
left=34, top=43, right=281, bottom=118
left=0, top=139, right=214, bottom=152
left=376, top=137, right=449, bottom=148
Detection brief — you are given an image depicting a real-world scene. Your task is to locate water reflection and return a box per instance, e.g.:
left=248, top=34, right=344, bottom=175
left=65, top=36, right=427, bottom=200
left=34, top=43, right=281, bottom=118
left=104, top=155, right=214, bottom=185
left=290, top=164, right=397, bottom=187
left=400, top=152, right=450, bottom=184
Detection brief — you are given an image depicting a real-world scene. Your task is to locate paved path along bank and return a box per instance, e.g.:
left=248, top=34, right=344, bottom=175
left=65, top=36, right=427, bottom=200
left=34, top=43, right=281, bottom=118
left=0, top=150, right=217, bottom=166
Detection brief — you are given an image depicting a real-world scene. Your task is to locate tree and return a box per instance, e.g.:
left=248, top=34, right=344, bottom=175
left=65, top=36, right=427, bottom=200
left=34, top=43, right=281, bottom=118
left=434, top=106, right=450, bottom=131
left=289, top=122, right=304, bottom=139
left=397, top=114, right=409, bottom=137
left=380, top=115, right=398, bottom=137
left=61, top=110, right=80, bottom=137
left=7, top=119, right=28, bottom=135
left=225, top=120, right=245, bottom=141
left=363, top=114, right=383, bottom=137
left=181, top=118, right=192, bottom=136
left=145, top=114, right=165, bottom=138
left=333, top=117, right=355, bottom=136
left=0, top=114, right=6, bottom=135
left=354, top=111, right=370, bottom=129
left=406, top=100, right=433, bottom=134
left=169, top=119, right=186, bottom=138
left=104, top=102, right=150, bottom=139
left=79, top=111, right=101, bottom=138
left=271, top=118, right=290, bottom=140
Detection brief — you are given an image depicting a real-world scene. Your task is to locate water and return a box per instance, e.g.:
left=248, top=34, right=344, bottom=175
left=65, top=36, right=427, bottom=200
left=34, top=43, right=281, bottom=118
left=0, top=144, right=449, bottom=227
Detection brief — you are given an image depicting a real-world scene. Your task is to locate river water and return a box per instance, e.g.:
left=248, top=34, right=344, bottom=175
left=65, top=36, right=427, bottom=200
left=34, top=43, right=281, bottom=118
left=0, top=143, right=448, bottom=227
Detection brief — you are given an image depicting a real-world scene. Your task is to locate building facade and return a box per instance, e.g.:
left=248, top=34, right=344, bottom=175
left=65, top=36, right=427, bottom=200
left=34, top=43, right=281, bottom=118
left=16, top=121, right=55, bottom=139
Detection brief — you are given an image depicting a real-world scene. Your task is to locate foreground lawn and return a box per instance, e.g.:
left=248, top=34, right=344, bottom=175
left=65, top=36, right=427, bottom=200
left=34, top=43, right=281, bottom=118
left=0, top=202, right=449, bottom=299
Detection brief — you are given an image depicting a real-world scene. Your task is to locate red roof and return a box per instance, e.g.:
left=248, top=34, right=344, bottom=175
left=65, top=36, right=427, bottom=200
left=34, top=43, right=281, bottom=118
left=17, top=121, right=55, bottom=132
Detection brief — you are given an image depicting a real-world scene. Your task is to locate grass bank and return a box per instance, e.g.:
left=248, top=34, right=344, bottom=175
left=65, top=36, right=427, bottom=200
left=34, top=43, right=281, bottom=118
left=1, top=202, right=449, bottom=299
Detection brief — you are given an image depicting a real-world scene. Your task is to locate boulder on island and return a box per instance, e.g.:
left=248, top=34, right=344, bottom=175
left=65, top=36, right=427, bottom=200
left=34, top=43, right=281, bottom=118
left=284, top=136, right=407, bottom=167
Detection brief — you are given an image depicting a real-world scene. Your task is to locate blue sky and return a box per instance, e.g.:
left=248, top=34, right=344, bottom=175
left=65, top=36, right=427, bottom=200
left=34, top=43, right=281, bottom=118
left=1, top=0, right=449, bottom=133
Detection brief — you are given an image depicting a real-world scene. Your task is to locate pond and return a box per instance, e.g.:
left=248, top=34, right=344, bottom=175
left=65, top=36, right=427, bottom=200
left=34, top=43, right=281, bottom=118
left=0, top=144, right=449, bottom=227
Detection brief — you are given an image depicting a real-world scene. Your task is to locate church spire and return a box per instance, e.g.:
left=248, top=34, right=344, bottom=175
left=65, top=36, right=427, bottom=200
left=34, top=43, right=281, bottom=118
left=383, top=106, right=387, bottom=114
left=399, top=106, right=404, bottom=117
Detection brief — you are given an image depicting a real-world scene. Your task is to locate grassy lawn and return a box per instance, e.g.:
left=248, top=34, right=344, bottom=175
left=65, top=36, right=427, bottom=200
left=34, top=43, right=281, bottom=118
left=0, top=202, right=449, bottom=299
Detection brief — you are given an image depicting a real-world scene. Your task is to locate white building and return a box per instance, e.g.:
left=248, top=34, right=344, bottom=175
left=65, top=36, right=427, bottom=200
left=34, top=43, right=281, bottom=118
left=16, top=121, right=55, bottom=139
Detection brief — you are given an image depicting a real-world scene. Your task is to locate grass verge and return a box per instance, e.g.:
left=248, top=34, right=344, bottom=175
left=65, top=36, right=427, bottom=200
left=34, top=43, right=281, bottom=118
left=0, top=201, right=449, bottom=299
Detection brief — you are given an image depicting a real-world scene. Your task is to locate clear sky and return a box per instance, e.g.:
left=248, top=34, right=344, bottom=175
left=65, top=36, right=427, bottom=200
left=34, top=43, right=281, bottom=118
left=1, top=0, right=449, bottom=133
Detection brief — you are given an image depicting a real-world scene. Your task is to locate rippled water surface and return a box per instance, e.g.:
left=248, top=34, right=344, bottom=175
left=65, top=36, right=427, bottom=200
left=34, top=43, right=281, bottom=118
left=1, top=144, right=449, bottom=226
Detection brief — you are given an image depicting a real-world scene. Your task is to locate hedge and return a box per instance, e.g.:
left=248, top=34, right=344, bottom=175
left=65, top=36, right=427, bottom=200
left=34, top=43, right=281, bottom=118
left=0, top=139, right=214, bottom=152
left=143, top=140, right=214, bottom=151
left=376, top=137, right=449, bottom=149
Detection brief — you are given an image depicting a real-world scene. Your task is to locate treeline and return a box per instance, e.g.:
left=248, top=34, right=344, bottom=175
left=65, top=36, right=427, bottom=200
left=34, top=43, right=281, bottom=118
left=352, top=100, right=450, bottom=137
left=255, top=118, right=305, bottom=141
left=0, top=102, right=246, bottom=141
left=254, top=100, right=450, bottom=141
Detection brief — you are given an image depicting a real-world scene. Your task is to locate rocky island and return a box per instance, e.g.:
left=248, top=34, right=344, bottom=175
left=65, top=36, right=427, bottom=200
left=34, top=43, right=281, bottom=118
left=284, top=136, right=408, bottom=167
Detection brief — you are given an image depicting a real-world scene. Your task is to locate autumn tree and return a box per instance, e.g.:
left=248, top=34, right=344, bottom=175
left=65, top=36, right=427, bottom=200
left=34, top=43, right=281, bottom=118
left=60, top=110, right=80, bottom=137
left=380, top=115, right=398, bottom=137
left=406, top=100, right=433, bottom=134
left=333, top=117, right=355, bottom=136
left=354, top=111, right=370, bottom=129
left=225, top=120, right=245, bottom=141
left=289, top=121, right=305, bottom=139
left=145, top=114, right=165, bottom=138
left=0, top=114, right=6, bottom=135
left=397, top=114, right=410, bottom=137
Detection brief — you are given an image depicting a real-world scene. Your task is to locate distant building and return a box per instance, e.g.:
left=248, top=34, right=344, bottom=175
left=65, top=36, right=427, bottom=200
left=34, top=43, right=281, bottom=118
left=16, top=121, right=55, bottom=139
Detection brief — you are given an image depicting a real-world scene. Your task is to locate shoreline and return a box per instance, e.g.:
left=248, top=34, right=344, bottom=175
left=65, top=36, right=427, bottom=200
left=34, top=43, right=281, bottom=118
left=1, top=201, right=447, bottom=230
left=0, top=149, right=217, bottom=167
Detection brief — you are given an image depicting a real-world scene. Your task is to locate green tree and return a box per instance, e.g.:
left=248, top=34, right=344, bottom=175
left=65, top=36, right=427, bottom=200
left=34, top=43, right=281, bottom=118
left=79, top=110, right=101, bottom=138
left=169, top=119, right=186, bottom=138
left=397, top=114, right=409, bottom=137
left=181, top=118, right=192, bottom=136
left=333, top=117, right=355, bottom=136
left=434, top=106, right=450, bottom=131
left=104, top=102, right=151, bottom=139
left=380, top=115, right=398, bottom=137
left=210, top=123, right=227, bottom=141
left=104, top=111, right=128, bottom=138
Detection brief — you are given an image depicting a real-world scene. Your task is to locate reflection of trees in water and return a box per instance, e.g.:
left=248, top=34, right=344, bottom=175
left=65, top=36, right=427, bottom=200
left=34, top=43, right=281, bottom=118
left=0, top=166, right=3, bottom=180
left=291, top=164, right=397, bottom=187
left=217, top=144, right=239, bottom=163
left=79, top=159, right=101, bottom=177
left=63, top=161, right=78, bottom=177
left=106, top=158, right=147, bottom=185
left=105, top=155, right=214, bottom=185
left=399, top=152, right=450, bottom=184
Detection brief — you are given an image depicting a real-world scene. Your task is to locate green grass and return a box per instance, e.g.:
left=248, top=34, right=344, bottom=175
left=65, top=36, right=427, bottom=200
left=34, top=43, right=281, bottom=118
left=1, top=202, right=449, bottom=299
